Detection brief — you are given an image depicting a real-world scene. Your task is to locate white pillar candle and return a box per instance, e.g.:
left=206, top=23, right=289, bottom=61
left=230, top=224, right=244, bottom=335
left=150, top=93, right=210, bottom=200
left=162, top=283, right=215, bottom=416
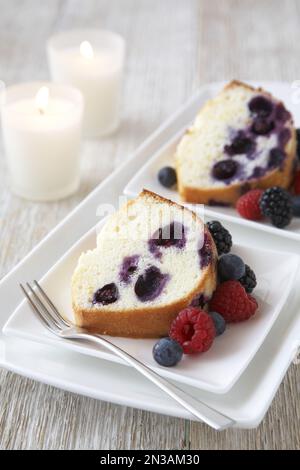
left=1, top=82, right=83, bottom=201
left=47, top=29, right=125, bottom=138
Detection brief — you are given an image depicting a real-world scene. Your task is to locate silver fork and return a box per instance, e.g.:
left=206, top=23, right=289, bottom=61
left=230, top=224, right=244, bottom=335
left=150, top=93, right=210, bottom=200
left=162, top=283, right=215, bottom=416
left=20, top=281, right=235, bottom=430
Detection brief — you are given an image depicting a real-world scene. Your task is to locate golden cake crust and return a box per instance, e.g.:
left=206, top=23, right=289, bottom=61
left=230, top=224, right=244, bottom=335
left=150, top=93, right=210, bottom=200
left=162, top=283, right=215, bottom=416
left=73, top=263, right=216, bottom=338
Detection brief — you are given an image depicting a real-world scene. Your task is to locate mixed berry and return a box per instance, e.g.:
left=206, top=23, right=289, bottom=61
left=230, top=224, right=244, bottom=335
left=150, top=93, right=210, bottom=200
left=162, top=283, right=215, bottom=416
left=169, top=307, right=216, bottom=354
left=260, top=187, right=293, bottom=228
left=157, top=166, right=177, bottom=188
left=209, top=311, right=226, bottom=336
left=206, top=220, right=232, bottom=255
left=236, top=189, right=264, bottom=221
left=239, top=264, right=257, bottom=293
left=236, top=184, right=299, bottom=229
left=153, top=221, right=259, bottom=367
left=152, top=337, right=183, bottom=367
left=218, top=253, right=246, bottom=282
left=210, top=280, right=258, bottom=323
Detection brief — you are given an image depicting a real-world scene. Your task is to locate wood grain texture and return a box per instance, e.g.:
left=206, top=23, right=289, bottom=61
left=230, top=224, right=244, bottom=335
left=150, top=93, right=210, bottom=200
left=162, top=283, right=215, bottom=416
left=0, top=0, right=299, bottom=450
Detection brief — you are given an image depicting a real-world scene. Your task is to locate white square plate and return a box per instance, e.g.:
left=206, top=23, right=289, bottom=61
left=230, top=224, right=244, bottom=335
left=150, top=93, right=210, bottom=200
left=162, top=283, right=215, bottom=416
left=124, top=81, right=300, bottom=241
left=3, top=219, right=299, bottom=394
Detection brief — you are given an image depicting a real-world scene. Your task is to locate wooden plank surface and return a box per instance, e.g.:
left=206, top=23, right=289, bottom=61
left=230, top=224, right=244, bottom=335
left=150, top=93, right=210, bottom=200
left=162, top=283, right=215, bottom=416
left=0, top=0, right=299, bottom=449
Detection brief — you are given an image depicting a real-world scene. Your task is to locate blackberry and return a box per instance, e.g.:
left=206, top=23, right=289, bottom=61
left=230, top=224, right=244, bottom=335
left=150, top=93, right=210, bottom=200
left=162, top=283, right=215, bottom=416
left=260, top=187, right=293, bottom=228
left=239, top=264, right=257, bottom=293
left=206, top=221, right=232, bottom=255
left=296, top=128, right=300, bottom=160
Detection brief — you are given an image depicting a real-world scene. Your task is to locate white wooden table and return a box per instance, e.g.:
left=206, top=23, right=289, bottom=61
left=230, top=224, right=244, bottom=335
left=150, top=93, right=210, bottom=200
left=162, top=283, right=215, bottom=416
left=0, top=0, right=299, bottom=449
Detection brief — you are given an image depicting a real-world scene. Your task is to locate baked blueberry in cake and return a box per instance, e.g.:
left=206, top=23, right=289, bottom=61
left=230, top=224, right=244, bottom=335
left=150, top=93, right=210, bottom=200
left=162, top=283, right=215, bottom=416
left=71, top=190, right=217, bottom=337
left=175, top=80, right=297, bottom=205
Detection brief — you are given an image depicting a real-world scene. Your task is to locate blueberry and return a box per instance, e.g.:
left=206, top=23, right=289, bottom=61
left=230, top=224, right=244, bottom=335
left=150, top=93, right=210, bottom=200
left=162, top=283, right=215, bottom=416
left=275, top=103, right=290, bottom=122
left=198, top=232, right=212, bottom=268
left=292, top=196, right=300, bottom=217
left=93, top=283, right=119, bottom=305
left=209, top=312, right=226, bottom=336
left=251, top=166, right=266, bottom=178
left=218, top=254, right=246, bottom=281
left=158, top=166, right=177, bottom=188
left=153, top=337, right=183, bottom=367
left=251, top=118, right=274, bottom=135
left=225, top=135, right=254, bottom=155
left=268, top=148, right=285, bottom=169
left=149, top=222, right=186, bottom=255
left=119, top=255, right=139, bottom=283
left=279, top=128, right=291, bottom=147
left=212, top=160, right=238, bottom=180
left=134, top=266, right=169, bottom=302
left=248, top=96, right=273, bottom=117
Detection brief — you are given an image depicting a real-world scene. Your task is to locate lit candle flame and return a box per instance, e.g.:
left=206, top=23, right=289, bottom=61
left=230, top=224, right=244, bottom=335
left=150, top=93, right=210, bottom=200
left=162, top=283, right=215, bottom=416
left=80, top=40, right=94, bottom=59
left=35, top=86, right=49, bottom=115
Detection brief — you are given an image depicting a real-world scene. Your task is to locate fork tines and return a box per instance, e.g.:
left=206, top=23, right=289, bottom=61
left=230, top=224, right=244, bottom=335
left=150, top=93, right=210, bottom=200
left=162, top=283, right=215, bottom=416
left=20, top=281, right=69, bottom=333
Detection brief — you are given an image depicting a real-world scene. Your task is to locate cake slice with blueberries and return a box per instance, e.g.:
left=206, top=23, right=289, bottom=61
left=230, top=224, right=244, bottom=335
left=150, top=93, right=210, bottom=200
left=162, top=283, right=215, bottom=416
left=72, top=190, right=217, bottom=337
left=175, top=80, right=296, bottom=205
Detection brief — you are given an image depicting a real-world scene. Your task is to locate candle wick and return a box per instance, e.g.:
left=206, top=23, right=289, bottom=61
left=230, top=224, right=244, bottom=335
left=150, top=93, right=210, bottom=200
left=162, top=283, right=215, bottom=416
left=38, top=108, right=44, bottom=115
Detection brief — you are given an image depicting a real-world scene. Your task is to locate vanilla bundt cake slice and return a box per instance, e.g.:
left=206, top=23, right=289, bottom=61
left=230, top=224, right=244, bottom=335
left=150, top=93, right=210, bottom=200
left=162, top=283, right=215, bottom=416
left=72, top=190, right=217, bottom=337
left=176, top=80, right=296, bottom=205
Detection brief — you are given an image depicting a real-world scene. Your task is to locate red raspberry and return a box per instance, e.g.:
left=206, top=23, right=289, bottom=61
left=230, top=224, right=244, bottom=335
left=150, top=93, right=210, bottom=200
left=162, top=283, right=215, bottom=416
left=236, top=189, right=264, bottom=221
left=294, top=171, right=300, bottom=195
left=169, top=307, right=215, bottom=354
left=210, top=281, right=258, bottom=323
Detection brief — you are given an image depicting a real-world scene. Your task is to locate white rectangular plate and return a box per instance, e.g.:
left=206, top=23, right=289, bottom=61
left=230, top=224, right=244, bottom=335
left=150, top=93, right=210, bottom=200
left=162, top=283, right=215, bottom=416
left=3, top=219, right=299, bottom=394
left=124, top=81, right=300, bottom=241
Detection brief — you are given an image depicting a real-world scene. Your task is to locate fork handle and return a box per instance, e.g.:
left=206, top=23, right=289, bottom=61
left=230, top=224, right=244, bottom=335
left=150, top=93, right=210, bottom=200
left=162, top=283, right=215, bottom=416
left=61, top=329, right=235, bottom=430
